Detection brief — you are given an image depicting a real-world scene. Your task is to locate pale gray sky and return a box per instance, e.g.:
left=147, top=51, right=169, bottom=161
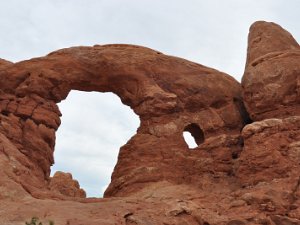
left=0, top=0, right=299, bottom=197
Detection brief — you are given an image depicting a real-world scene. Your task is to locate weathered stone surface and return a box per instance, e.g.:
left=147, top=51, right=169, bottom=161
left=49, top=171, right=86, bottom=198
left=0, top=21, right=300, bottom=224
left=0, top=43, right=247, bottom=200
left=242, top=21, right=300, bottom=121
left=236, top=116, right=300, bottom=218
left=0, top=58, right=13, bottom=70
left=240, top=116, right=300, bottom=176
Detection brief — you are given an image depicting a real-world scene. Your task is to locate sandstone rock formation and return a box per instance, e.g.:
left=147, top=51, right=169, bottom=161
left=242, top=21, right=300, bottom=121
left=0, top=43, right=246, bottom=200
left=0, top=21, right=299, bottom=225
left=49, top=171, right=86, bottom=198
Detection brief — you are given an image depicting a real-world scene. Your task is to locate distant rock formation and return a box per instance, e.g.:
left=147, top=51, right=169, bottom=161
left=0, top=21, right=299, bottom=225
left=49, top=171, right=86, bottom=198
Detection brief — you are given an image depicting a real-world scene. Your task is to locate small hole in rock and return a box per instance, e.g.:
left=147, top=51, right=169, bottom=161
left=232, top=152, right=239, bottom=159
left=183, top=123, right=204, bottom=149
left=183, top=131, right=198, bottom=149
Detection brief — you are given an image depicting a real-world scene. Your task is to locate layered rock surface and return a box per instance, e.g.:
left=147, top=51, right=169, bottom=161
left=242, top=21, right=300, bottom=121
left=0, top=43, right=246, bottom=199
left=0, top=21, right=299, bottom=224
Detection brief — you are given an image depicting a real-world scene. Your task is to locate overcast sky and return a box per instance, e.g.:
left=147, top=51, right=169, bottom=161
left=0, top=0, right=299, bottom=197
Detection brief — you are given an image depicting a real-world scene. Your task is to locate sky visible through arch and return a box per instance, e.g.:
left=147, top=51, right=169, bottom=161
left=51, top=91, right=140, bottom=197
left=0, top=0, right=299, bottom=197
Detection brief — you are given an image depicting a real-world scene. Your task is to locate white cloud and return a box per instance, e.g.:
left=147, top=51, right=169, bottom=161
left=0, top=0, right=299, bottom=196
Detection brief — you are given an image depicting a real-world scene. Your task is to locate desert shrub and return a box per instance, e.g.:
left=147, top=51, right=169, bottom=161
left=25, top=217, right=54, bottom=225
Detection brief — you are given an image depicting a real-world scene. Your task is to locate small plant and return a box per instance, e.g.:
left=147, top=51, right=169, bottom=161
left=25, top=217, right=54, bottom=225
left=25, top=217, right=40, bottom=225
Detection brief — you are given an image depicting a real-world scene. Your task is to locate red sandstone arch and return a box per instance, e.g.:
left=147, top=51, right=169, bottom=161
left=0, top=44, right=247, bottom=198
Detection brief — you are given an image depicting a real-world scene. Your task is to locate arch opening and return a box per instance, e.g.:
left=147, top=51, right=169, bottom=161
left=183, top=123, right=205, bottom=149
left=50, top=91, right=140, bottom=197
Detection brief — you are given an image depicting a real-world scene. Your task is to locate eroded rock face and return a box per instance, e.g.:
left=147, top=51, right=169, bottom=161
left=236, top=117, right=300, bottom=217
left=242, top=21, right=300, bottom=121
left=49, top=171, right=86, bottom=198
left=0, top=21, right=300, bottom=224
left=0, top=44, right=247, bottom=199
left=235, top=21, right=300, bottom=223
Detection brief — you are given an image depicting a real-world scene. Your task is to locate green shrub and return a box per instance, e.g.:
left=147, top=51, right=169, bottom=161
left=25, top=217, right=54, bottom=225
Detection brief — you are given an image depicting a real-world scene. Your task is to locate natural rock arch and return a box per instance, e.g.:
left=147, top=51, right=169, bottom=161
left=1, top=20, right=300, bottom=225
left=0, top=44, right=247, bottom=199
left=51, top=90, right=140, bottom=197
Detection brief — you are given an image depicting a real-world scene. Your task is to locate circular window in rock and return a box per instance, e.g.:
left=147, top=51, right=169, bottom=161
left=183, top=123, right=205, bottom=149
